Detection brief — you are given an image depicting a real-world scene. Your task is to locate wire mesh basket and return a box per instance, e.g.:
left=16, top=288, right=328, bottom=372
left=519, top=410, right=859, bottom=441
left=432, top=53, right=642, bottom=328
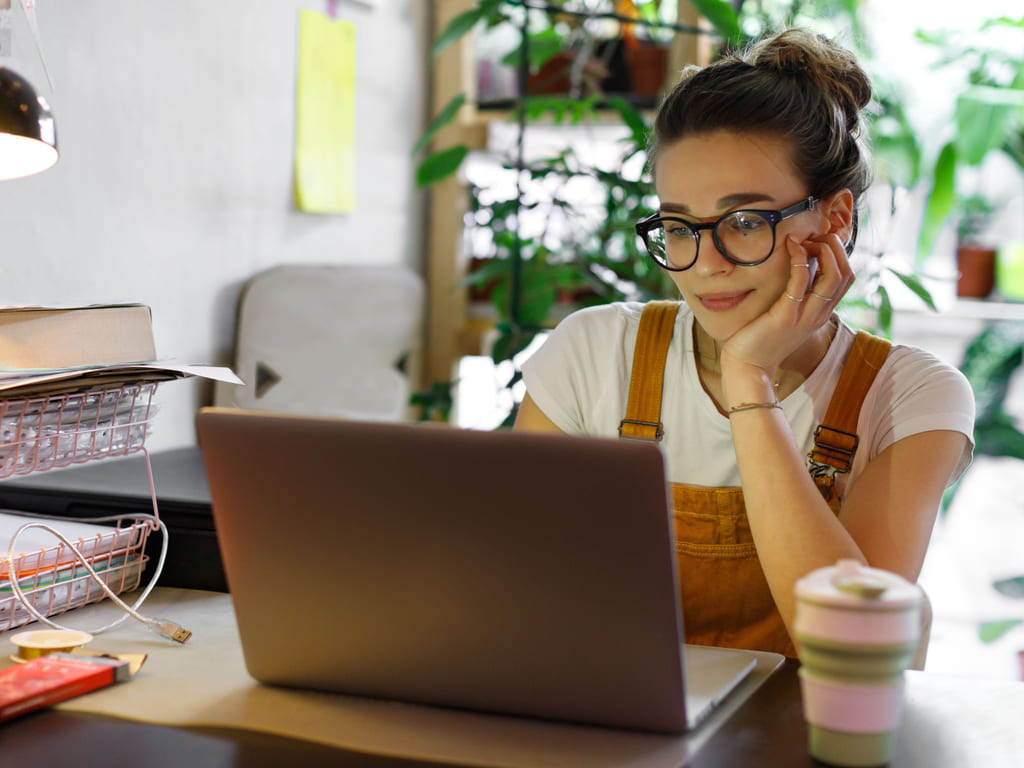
left=0, top=382, right=161, bottom=632
left=0, top=539, right=149, bottom=633
left=0, top=382, right=157, bottom=478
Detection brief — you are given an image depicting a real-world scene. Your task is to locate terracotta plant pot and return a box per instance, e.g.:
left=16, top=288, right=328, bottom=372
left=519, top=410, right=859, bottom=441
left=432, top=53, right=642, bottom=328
left=526, top=52, right=577, bottom=96
left=957, top=244, right=996, bottom=298
left=625, top=44, right=668, bottom=98
left=524, top=40, right=636, bottom=98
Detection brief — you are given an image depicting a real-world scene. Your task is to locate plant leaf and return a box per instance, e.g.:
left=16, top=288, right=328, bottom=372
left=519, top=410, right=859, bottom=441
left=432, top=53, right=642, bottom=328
left=958, top=322, right=1024, bottom=427
left=606, top=96, right=649, bottom=149
left=687, top=0, right=742, bottom=47
left=916, top=141, right=957, bottom=264
left=456, top=257, right=508, bottom=289
left=409, top=380, right=456, bottom=422
left=974, top=420, right=1024, bottom=460
left=499, top=26, right=565, bottom=71
left=415, top=145, right=469, bottom=188
left=955, top=86, right=1024, bottom=166
left=978, top=619, right=1023, bottom=644
left=993, top=576, right=1024, bottom=599
left=432, top=5, right=489, bottom=59
left=513, top=274, right=558, bottom=328
left=875, top=284, right=893, bottom=338
left=869, top=98, right=922, bottom=187
left=490, top=324, right=540, bottom=365
left=887, top=269, right=938, bottom=311
left=412, top=93, right=466, bottom=157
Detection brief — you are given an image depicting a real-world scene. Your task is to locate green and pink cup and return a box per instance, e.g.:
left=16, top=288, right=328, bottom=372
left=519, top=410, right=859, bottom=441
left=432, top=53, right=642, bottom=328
left=795, top=559, right=923, bottom=767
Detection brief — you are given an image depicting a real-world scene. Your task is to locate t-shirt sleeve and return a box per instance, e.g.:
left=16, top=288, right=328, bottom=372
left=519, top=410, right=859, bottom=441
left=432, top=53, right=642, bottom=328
left=865, top=346, right=977, bottom=485
left=520, top=305, right=629, bottom=435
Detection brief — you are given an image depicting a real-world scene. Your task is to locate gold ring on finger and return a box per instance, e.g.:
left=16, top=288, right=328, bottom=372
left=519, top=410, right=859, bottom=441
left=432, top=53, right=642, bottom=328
left=810, top=291, right=833, bottom=300
left=785, top=293, right=804, bottom=302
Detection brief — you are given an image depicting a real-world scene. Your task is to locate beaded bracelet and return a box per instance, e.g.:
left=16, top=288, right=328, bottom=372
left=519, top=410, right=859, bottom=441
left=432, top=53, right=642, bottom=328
left=727, top=401, right=782, bottom=416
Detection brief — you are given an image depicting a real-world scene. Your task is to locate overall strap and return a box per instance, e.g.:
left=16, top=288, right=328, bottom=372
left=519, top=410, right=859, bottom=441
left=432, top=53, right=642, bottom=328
left=618, top=301, right=681, bottom=441
left=808, top=330, right=892, bottom=502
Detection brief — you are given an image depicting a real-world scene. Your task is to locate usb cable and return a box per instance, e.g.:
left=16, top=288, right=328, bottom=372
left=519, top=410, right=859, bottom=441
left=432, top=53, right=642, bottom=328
left=5, top=513, right=191, bottom=643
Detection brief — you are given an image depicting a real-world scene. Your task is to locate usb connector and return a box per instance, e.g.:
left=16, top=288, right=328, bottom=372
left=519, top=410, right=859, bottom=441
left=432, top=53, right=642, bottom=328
left=150, top=619, right=192, bottom=644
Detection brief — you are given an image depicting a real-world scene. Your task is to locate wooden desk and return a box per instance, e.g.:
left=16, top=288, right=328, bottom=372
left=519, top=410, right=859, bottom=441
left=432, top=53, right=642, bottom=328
left=0, top=589, right=1021, bottom=767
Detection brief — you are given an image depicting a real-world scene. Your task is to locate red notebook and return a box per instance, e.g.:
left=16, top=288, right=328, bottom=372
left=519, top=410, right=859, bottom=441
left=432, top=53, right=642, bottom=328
left=0, top=653, right=128, bottom=722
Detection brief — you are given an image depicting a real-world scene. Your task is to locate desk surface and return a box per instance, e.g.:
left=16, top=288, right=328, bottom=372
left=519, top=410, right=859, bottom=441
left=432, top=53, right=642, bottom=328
left=0, top=589, right=1021, bottom=767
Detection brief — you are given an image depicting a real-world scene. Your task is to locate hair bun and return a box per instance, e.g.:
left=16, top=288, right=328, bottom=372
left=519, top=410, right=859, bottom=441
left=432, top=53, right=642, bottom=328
left=751, top=29, right=872, bottom=116
left=766, top=44, right=816, bottom=76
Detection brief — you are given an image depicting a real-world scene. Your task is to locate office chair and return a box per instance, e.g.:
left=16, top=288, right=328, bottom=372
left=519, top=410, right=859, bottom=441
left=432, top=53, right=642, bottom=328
left=213, top=264, right=423, bottom=422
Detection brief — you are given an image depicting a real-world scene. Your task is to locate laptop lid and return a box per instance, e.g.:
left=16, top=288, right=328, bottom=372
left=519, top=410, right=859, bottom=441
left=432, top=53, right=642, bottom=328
left=196, top=407, right=753, bottom=733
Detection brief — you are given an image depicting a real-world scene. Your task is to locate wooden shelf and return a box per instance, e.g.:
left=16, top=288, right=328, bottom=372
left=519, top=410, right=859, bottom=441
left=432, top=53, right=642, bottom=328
left=926, top=298, right=1024, bottom=321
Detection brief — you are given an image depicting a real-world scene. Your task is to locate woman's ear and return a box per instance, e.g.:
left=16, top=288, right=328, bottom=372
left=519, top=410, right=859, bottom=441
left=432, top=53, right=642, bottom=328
left=823, top=189, right=855, bottom=243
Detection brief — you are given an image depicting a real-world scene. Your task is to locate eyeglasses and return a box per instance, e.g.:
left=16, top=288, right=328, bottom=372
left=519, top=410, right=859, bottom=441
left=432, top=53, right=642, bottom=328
left=635, top=197, right=817, bottom=271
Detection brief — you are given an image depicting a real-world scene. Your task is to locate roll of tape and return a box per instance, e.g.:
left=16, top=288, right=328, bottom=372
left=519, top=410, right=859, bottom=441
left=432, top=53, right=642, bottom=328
left=10, top=629, right=93, bottom=660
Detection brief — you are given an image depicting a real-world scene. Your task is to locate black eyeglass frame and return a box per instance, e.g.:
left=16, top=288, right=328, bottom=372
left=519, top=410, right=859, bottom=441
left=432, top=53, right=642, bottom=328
left=635, top=196, right=818, bottom=272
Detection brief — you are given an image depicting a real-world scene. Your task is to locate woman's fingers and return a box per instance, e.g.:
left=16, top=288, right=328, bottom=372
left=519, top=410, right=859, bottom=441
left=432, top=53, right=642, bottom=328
left=782, top=237, right=827, bottom=326
left=782, top=237, right=814, bottom=306
left=794, top=233, right=851, bottom=322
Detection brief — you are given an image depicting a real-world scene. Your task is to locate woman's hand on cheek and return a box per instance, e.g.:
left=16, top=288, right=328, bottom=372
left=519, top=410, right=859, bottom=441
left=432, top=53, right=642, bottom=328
left=794, top=232, right=854, bottom=321
left=719, top=233, right=853, bottom=384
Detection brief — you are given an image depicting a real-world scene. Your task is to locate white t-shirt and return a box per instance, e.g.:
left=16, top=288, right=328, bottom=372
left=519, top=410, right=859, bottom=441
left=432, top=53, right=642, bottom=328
left=521, top=302, right=975, bottom=493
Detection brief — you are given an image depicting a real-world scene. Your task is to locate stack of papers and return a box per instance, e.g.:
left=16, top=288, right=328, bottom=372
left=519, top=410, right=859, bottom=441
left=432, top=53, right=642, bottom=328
left=0, top=382, right=159, bottom=477
left=0, top=360, right=242, bottom=398
left=0, top=511, right=150, bottom=632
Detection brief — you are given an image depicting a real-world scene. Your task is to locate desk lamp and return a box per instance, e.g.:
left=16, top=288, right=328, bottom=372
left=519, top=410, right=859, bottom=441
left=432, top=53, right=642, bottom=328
left=0, top=65, right=56, bottom=180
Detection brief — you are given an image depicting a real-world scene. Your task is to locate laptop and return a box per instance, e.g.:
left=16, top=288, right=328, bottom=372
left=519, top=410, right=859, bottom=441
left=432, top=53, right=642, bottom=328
left=195, top=407, right=762, bottom=734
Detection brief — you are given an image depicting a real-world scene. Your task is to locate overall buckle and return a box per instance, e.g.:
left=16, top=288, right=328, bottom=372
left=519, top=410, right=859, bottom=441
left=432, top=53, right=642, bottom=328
left=618, top=418, right=664, bottom=442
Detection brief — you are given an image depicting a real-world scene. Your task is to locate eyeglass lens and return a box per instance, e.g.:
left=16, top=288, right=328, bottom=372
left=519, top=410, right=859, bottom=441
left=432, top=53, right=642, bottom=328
left=645, top=212, right=776, bottom=269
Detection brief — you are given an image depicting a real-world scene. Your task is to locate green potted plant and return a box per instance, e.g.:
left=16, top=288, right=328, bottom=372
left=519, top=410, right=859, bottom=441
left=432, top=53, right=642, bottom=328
left=451, top=93, right=677, bottom=425
left=914, top=15, right=1024, bottom=265
left=497, top=1, right=676, bottom=103
left=619, top=0, right=676, bottom=98
left=414, top=1, right=681, bottom=424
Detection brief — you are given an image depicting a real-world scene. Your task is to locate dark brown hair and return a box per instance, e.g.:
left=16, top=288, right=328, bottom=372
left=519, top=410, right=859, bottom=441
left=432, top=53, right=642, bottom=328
left=649, top=29, right=873, bottom=251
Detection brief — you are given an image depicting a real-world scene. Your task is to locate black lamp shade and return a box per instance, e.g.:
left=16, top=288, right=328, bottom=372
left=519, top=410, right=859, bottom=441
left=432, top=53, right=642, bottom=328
left=0, top=66, right=58, bottom=180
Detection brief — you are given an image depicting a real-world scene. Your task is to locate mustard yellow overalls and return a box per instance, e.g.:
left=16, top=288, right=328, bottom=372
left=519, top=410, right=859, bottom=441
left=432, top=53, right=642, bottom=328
left=618, top=302, right=891, bottom=657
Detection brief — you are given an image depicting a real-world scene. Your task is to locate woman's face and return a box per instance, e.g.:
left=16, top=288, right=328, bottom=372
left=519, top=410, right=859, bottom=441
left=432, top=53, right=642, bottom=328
left=653, top=130, right=824, bottom=343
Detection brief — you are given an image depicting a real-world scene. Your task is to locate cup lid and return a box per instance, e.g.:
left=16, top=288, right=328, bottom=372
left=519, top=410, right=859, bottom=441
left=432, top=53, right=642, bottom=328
left=795, top=559, right=922, bottom=609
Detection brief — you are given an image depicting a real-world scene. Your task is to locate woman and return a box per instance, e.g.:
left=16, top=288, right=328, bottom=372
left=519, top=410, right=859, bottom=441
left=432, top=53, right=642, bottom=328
left=514, top=29, right=975, bottom=657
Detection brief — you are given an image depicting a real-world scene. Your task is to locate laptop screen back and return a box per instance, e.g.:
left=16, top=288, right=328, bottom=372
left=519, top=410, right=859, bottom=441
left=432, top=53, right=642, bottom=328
left=196, top=407, right=688, bottom=733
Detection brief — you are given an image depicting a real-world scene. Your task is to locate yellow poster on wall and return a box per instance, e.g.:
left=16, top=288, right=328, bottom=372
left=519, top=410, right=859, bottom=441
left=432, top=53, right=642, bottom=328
left=294, top=9, right=356, bottom=213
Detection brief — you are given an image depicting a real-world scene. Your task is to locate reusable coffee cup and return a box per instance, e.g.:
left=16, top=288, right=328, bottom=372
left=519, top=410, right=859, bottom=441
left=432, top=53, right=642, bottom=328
left=794, top=559, right=922, bottom=767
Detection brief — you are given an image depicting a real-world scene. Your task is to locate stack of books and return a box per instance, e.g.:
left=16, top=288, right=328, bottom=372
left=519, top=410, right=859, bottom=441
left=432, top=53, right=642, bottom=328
left=0, top=303, right=235, bottom=397
left=0, top=304, right=240, bottom=475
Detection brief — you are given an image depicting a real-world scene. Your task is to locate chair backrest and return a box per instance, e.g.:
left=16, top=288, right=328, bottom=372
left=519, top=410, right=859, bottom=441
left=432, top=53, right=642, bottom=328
left=213, top=264, right=423, bottom=422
